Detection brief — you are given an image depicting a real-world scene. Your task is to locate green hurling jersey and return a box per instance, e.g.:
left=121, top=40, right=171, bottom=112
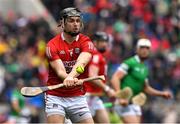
left=11, top=89, right=25, bottom=116
left=118, top=55, right=149, bottom=96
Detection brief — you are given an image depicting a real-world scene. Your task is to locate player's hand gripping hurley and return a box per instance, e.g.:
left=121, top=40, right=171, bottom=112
left=21, top=75, right=105, bottom=97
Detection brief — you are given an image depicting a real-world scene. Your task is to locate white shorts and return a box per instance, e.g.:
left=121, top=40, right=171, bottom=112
left=114, top=104, right=142, bottom=117
left=45, top=94, right=92, bottom=123
left=86, top=95, right=105, bottom=117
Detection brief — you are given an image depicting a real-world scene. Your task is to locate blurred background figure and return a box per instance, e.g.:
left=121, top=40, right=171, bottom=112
left=8, top=79, right=31, bottom=124
left=111, top=38, right=172, bottom=123
left=0, top=0, right=179, bottom=123
left=162, top=103, right=178, bottom=123
left=26, top=78, right=44, bottom=123
left=85, top=31, right=115, bottom=123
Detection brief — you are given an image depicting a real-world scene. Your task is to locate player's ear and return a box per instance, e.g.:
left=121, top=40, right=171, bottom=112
left=58, top=19, right=64, bottom=29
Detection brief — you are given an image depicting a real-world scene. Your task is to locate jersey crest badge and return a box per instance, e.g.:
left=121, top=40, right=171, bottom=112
left=75, top=48, right=80, bottom=54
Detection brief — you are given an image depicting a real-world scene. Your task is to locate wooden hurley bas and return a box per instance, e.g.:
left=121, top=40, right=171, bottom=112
left=116, top=87, right=147, bottom=106
left=21, top=75, right=105, bottom=97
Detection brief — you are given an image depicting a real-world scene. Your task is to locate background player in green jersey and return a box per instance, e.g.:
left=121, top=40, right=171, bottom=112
left=111, top=38, right=172, bottom=123
left=9, top=79, right=31, bottom=123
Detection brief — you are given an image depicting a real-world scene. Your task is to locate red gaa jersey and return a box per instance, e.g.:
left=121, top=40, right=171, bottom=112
left=46, top=33, right=94, bottom=97
left=84, top=49, right=107, bottom=94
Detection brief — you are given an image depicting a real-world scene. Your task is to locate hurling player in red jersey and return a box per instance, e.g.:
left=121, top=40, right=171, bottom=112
left=45, top=7, right=94, bottom=123
left=84, top=32, right=116, bottom=123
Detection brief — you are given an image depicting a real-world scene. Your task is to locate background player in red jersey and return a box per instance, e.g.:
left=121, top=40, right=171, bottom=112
left=84, top=32, right=116, bottom=123
left=45, top=7, right=94, bottom=123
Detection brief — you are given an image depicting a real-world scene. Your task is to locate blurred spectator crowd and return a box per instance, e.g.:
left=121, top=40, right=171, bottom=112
left=0, top=0, right=180, bottom=123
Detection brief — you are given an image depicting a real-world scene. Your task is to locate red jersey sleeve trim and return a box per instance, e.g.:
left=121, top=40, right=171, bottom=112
left=46, top=35, right=61, bottom=61
left=79, top=34, right=94, bottom=53
left=46, top=46, right=52, bottom=59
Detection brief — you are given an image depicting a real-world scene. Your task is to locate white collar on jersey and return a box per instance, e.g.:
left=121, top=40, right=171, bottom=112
left=61, top=32, right=79, bottom=42
left=134, top=55, right=140, bottom=63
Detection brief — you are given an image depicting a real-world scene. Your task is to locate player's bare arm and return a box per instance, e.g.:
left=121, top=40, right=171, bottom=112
left=111, top=70, right=130, bottom=106
left=89, top=64, right=115, bottom=97
left=63, top=52, right=92, bottom=86
left=50, top=59, right=68, bottom=80
left=111, top=70, right=125, bottom=92
left=71, top=52, right=92, bottom=77
left=144, top=81, right=173, bottom=99
left=88, top=64, right=105, bottom=89
left=11, top=100, right=21, bottom=113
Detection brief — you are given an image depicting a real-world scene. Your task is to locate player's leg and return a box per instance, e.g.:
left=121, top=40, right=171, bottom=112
left=121, top=115, right=141, bottom=123
left=114, top=104, right=142, bottom=123
left=45, top=95, right=66, bottom=123
left=90, top=96, right=110, bottom=123
left=66, top=96, right=94, bottom=123
left=47, top=114, right=65, bottom=123
left=94, top=109, right=110, bottom=123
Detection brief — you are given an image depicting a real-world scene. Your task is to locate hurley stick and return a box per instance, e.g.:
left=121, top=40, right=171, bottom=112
left=21, top=75, right=105, bottom=97
left=132, top=92, right=147, bottom=106
left=116, top=87, right=147, bottom=106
